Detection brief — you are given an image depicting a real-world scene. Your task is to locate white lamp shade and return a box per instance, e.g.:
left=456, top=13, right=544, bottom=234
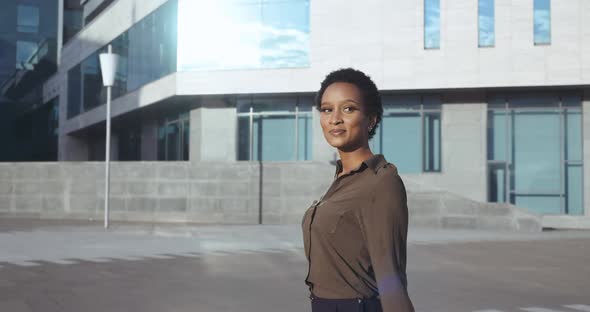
left=99, top=52, right=119, bottom=87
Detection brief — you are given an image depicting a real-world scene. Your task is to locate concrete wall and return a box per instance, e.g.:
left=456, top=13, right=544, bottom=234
left=0, top=162, right=331, bottom=224
left=190, top=101, right=237, bottom=162
left=0, top=161, right=541, bottom=231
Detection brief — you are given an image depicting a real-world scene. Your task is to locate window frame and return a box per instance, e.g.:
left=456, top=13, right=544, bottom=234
left=236, top=95, right=313, bottom=162
left=378, top=95, right=443, bottom=173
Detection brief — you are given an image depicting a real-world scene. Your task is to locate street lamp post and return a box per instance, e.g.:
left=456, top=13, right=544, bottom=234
left=99, top=45, right=119, bottom=229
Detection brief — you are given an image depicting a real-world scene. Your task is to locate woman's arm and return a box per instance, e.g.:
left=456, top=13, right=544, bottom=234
left=360, top=170, right=415, bottom=312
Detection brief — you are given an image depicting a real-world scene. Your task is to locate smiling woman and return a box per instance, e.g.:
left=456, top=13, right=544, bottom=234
left=302, top=68, right=415, bottom=312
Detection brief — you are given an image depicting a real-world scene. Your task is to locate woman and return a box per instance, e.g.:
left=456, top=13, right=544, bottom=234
left=302, top=68, right=415, bottom=312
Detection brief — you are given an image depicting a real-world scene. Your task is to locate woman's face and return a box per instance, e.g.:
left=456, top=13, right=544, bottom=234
left=319, top=82, right=376, bottom=151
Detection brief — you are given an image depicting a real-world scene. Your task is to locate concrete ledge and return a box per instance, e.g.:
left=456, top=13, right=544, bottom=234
left=542, top=215, right=590, bottom=230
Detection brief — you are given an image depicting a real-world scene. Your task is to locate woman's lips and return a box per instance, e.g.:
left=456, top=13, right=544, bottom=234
left=329, top=129, right=346, bottom=136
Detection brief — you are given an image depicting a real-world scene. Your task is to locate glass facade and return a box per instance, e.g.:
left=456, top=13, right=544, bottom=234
left=10, top=97, right=59, bottom=161
left=176, top=0, right=310, bottom=71
left=15, top=40, right=38, bottom=69
left=478, top=0, right=494, bottom=47
left=67, top=0, right=178, bottom=118
left=67, top=0, right=311, bottom=118
left=17, top=4, right=39, bottom=33
left=424, top=0, right=440, bottom=49
left=487, top=94, right=583, bottom=215
left=534, top=0, right=551, bottom=45
left=370, top=95, right=442, bottom=174
left=157, top=113, right=189, bottom=161
left=237, top=95, right=313, bottom=161
left=63, top=0, right=83, bottom=45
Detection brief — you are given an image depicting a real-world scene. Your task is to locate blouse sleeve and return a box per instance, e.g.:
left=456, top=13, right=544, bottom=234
left=360, top=170, right=415, bottom=312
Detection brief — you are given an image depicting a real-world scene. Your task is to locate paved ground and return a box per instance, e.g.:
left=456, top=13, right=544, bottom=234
left=0, top=219, right=589, bottom=312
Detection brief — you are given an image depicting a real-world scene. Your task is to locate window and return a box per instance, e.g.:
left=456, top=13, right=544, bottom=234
left=487, top=94, right=582, bottom=215
left=424, top=0, right=440, bottom=49
left=63, top=2, right=83, bottom=45
left=16, top=41, right=38, bottom=69
left=118, top=122, right=142, bottom=161
left=66, top=0, right=177, bottom=119
left=157, top=113, right=189, bottom=161
left=370, top=95, right=441, bottom=173
left=176, top=0, right=310, bottom=71
left=237, top=96, right=313, bottom=161
left=534, top=0, right=551, bottom=45
left=17, top=5, right=39, bottom=33
left=478, top=0, right=495, bottom=47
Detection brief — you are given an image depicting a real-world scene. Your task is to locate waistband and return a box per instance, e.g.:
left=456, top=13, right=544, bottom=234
left=309, top=294, right=380, bottom=302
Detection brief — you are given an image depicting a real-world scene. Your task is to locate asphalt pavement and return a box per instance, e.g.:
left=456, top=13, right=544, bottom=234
left=0, top=219, right=589, bottom=312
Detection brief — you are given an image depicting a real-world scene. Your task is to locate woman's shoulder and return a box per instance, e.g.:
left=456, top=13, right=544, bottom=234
left=375, top=161, right=400, bottom=178
left=372, top=161, right=404, bottom=190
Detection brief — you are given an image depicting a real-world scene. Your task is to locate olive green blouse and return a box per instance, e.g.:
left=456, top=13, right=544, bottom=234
left=302, top=154, right=414, bottom=312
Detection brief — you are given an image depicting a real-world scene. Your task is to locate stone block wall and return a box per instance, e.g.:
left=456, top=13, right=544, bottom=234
left=0, top=161, right=541, bottom=231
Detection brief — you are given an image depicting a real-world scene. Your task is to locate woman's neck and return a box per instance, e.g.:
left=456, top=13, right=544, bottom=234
left=337, top=147, right=374, bottom=176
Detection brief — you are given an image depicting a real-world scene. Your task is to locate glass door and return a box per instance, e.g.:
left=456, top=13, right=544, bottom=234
left=487, top=96, right=583, bottom=215
left=511, top=109, right=562, bottom=214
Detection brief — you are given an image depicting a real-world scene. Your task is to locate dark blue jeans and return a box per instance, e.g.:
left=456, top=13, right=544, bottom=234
left=310, top=295, right=383, bottom=312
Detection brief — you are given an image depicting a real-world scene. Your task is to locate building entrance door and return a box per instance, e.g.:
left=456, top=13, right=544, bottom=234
left=488, top=95, right=583, bottom=215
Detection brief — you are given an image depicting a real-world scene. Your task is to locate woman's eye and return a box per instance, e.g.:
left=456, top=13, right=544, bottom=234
left=343, top=107, right=355, bottom=112
left=321, top=108, right=332, bottom=113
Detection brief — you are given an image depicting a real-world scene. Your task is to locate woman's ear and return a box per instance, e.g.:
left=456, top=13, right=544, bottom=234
left=370, top=115, right=377, bottom=129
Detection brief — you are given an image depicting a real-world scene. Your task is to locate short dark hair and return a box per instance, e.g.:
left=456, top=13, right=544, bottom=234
left=315, top=68, right=383, bottom=140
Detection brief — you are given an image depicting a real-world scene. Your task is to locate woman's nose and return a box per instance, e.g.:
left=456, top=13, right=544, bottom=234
left=329, top=110, right=343, bottom=125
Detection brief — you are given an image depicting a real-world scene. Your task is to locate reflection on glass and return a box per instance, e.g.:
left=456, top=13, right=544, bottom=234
left=373, top=96, right=441, bottom=173
left=66, top=0, right=177, bottom=119
left=297, top=114, right=312, bottom=160
left=237, top=116, right=251, bottom=160
left=487, top=95, right=583, bottom=215
left=424, top=113, right=440, bottom=171
left=534, top=0, right=551, bottom=45
left=488, top=111, right=507, bottom=161
left=16, top=41, right=38, bottom=69
left=252, top=97, right=296, bottom=113
left=82, top=51, right=107, bottom=111
left=488, top=164, right=506, bottom=202
left=261, top=1, right=310, bottom=68
left=17, top=5, right=39, bottom=33
left=513, top=112, right=561, bottom=196
left=424, top=0, right=440, bottom=49
left=254, top=115, right=296, bottom=161
left=478, top=0, right=495, bottom=47
left=157, top=127, right=167, bottom=160
left=183, top=119, right=190, bottom=161
left=237, top=95, right=313, bottom=161
left=380, top=113, right=422, bottom=173
left=67, top=64, right=82, bottom=118
left=157, top=111, right=189, bottom=161
left=567, top=165, right=583, bottom=215
left=125, top=1, right=177, bottom=91
left=515, top=195, right=561, bottom=214
left=566, top=110, right=582, bottom=161
left=177, top=0, right=310, bottom=71
left=166, top=123, right=180, bottom=161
